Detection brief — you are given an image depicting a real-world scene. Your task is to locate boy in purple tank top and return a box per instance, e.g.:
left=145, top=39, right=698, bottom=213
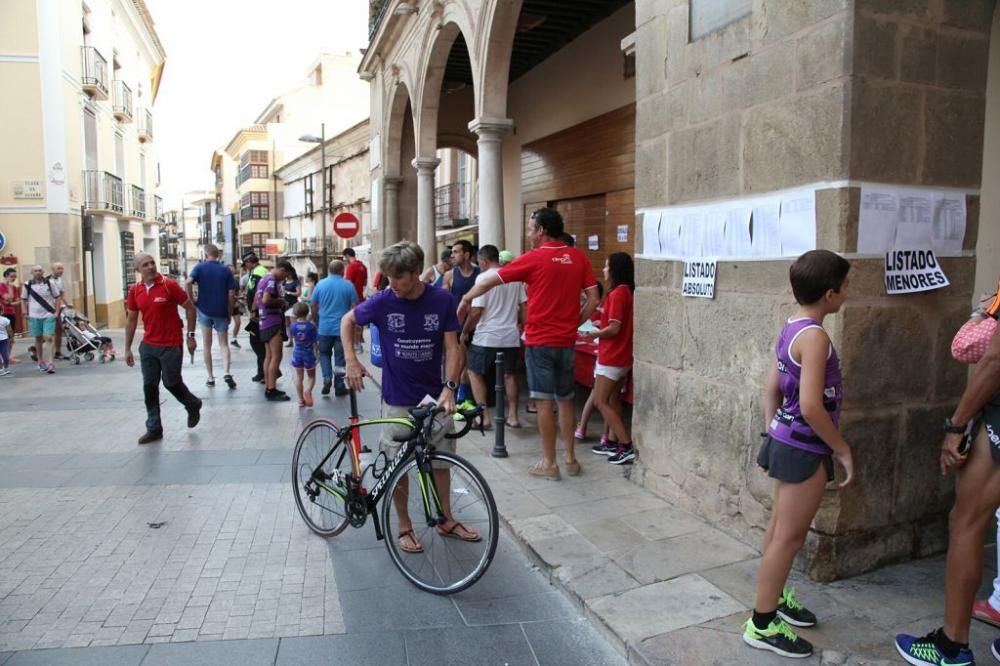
left=743, top=250, right=854, bottom=660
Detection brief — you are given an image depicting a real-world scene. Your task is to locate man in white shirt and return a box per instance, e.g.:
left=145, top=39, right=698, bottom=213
left=49, top=262, right=72, bottom=360
left=460, top=244, right=526, bottom=428
left=22, top=265, right=62, bottom=373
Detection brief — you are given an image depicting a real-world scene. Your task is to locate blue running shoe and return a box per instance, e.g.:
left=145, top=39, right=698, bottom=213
left=895, top=632, right=974, bottom=666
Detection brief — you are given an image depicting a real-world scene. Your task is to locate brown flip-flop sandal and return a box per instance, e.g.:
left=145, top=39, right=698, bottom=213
left=437, top=521, right=481, bottom=542
left=398, top=529, right=424, bottom=553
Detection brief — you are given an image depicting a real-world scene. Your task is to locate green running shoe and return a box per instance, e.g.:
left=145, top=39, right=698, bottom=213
left=742, top=616, right=813, bottom=659
left=778, top=587, right=817, bottom=628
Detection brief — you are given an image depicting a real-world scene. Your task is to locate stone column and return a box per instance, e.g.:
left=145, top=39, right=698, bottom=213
left=412, top=157, right=440, bottom=264
left=469, top=118, right=513, bottom=250
left=383, top=177, right=402, bottom=247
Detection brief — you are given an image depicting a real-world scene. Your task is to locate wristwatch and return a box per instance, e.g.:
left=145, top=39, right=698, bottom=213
left=187, top=331, right=196, bottom=339
left=444, top=380, right=458, bottom=391
left=944, top=417, right=967, bottom=434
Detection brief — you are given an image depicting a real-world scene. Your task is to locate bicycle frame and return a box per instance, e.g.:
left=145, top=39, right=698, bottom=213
left=307, top=395, right=448, bottom=542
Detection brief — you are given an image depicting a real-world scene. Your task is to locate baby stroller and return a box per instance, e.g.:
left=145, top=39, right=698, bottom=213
left=61, top=308, right=116, bottom=364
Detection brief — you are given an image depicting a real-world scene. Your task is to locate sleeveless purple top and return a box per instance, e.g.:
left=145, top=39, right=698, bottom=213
left=767, top=318, right=843, bottom=455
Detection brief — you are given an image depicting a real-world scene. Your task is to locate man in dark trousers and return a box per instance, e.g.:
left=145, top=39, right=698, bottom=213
left=242, top=253, right=268, bottom=382
left=125, top=253, right=202, bottom=444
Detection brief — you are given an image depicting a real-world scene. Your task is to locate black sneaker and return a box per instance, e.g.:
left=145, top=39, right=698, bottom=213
left=187, top=399, right=202, bottom=428
left=137, top=430, right=163, bottom=445
left=224, top=374, right=236, bottom=389
left=591, top=441, right=618, bottom=456
left=265, top=389, right=290, bottom=402
left=777, top=587, right=817, bottom=628
left=334, top=387, right=350, bottom=397
left=321, top=382, right=332, bottom=396
left=251, top=374, right=264, bottom=383
left=230, top=339, right=241, bottom=348
left=608, top=446, right=635, bottom=465
left=742, top=616, right=813, bottom=659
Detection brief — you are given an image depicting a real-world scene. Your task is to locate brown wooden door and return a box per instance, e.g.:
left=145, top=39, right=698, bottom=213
left=554, top=194, right=607, bottom=278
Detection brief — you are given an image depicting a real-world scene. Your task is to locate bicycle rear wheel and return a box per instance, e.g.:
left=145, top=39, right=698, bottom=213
left=292, top=419, right=352, bottom=537
left=380, top=450, right=498, bottom=594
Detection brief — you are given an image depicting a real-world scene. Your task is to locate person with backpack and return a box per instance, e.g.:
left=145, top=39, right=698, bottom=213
left=242, top=253, right=269, bottom=383
left=21, top=265, right=62, bottom=374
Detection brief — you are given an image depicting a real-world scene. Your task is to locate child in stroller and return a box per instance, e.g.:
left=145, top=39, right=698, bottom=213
left=61, top=308, right=116, bottom=363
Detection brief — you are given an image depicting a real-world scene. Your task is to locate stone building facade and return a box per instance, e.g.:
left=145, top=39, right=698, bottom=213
left=631, top=0, right=995, bottom=580
left=363, top=0, right=998, bottom=579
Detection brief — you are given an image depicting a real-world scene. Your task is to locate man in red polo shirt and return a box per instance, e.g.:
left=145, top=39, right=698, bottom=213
left=125, top=253, right=202, bottom=444
left=343, top=247, right=367, bottom=350
left=459, top=208, right=599, bottom=479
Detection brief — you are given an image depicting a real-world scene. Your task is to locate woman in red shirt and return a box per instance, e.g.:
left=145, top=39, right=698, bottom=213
left=585, top=253, right=635, bottom=464
left=0, top=268, right=22, bottom=356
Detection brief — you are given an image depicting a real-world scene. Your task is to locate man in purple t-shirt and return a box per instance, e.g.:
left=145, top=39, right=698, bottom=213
left=255, top=260, right=291, bottom=400
left=343, top=241, right=479, bottom=553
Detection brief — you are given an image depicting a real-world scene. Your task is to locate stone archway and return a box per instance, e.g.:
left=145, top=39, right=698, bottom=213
left=476, top=0, right=523, bottom=122
left=382, top=79, right=418, bottom=248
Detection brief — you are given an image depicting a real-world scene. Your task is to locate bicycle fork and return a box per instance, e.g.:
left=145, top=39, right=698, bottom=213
left=417, top=458, right=447, bottom=528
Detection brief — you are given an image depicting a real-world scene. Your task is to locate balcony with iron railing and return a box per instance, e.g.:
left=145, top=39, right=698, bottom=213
left=435, top=182, right=472, bottom=228
left=83, top=170, right=123, bottom=214
left=138, top=108, right=153, bottom=142
left=284, top=237, right=339, bottom=256
left=129, top=185, right=146, bottom=219
left=80, top=46, right=108, bottom=100
left=112, top=80, right=133, bottom=122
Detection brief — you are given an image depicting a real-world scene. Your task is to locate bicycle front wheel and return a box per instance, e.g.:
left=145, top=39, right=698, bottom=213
left=292, top=419, right=352, bottom=537
left=380, top=450, right=499, bottom=594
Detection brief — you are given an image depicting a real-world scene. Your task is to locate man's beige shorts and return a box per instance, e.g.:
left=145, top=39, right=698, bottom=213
left=379, top=404, right=457, bottom=465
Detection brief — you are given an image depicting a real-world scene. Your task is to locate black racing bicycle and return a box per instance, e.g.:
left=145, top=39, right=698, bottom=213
left=292, top=391, right=499, bottom=594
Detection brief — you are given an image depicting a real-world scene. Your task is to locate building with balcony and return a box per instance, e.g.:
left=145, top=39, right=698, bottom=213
left=0, top=0, right=166, bottom=328
left=363, top=0, right=1000, bottom=579
left=219, top=52, right=370, bottom=268
left=158, top=208, right=180, bottom=278
left=274, top=119, right=372, bottom=277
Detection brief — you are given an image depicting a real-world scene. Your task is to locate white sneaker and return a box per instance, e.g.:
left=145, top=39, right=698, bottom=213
left=0, top=368, right=8, bottom=376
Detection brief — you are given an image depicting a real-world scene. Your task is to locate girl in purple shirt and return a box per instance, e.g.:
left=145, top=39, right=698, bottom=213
left=744, top=250, right=853, bottom=660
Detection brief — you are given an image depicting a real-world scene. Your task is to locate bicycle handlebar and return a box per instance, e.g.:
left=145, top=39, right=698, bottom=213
left=390, top=404, right=485, bottom=443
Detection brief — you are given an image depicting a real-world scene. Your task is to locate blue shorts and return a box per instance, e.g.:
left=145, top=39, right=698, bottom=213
left=29, top=317, right=56, bottom=337
left=525, top=345, right=575, bottom=401
left=197, top=311, right=230, bottom=332
left=291, top=354, right=317, bottom=370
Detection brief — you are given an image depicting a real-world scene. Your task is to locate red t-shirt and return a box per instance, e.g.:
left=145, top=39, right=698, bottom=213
left=345, top=261, right=367, bottom=303
left=599, top=285, right=634, bottom=367
left=127, top=274, right=188, bottom=347
left=497, top=241, right=598, bottom=347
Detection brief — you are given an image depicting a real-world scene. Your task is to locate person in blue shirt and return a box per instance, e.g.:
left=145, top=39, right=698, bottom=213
left=289, top=302, right=318, bottom=407
left=309, top=260, right=358, bottom=397
left=186, top=244, right=238, bottom=389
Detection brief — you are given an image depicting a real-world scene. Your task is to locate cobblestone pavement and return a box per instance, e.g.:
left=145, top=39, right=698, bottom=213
left=0, top=332, right=624, bottom=665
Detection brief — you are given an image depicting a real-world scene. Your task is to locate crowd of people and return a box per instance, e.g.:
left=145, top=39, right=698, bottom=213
left=19, top=204, right=1000, bottom=664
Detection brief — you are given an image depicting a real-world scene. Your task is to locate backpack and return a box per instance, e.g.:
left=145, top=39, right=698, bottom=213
left=25, top=278, right=57, bottom=314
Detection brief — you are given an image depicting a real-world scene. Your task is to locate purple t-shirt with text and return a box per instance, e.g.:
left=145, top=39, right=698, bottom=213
left=353, top=285, right=460, bottom=406
left=256, top=273, right=283, bottom=330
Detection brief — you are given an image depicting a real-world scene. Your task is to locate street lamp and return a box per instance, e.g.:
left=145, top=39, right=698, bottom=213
left=299, top=124, right=327, bottom=275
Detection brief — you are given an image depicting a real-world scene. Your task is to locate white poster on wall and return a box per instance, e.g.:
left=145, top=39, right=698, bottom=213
left=779, top=189, right=816, bottom=257
left=884, top=249, right=950, bottom=295
left=617, top=225, right=629, bottom=243
left=859, top=185, right=967, bottom=254
left=642, top=211, right=661, bottom=256
left=681, top=259, right=717, bottom=299
left=588, top=235, right=599, bottom=251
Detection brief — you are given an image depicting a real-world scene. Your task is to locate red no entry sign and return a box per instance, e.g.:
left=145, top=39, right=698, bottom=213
left=333, top=212, right=360, bottom=239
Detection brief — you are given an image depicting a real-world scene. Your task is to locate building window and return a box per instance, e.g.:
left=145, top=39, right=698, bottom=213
left=689, top=0, right=751, bottom=41
left=240, top=192, right=270, bottom=220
